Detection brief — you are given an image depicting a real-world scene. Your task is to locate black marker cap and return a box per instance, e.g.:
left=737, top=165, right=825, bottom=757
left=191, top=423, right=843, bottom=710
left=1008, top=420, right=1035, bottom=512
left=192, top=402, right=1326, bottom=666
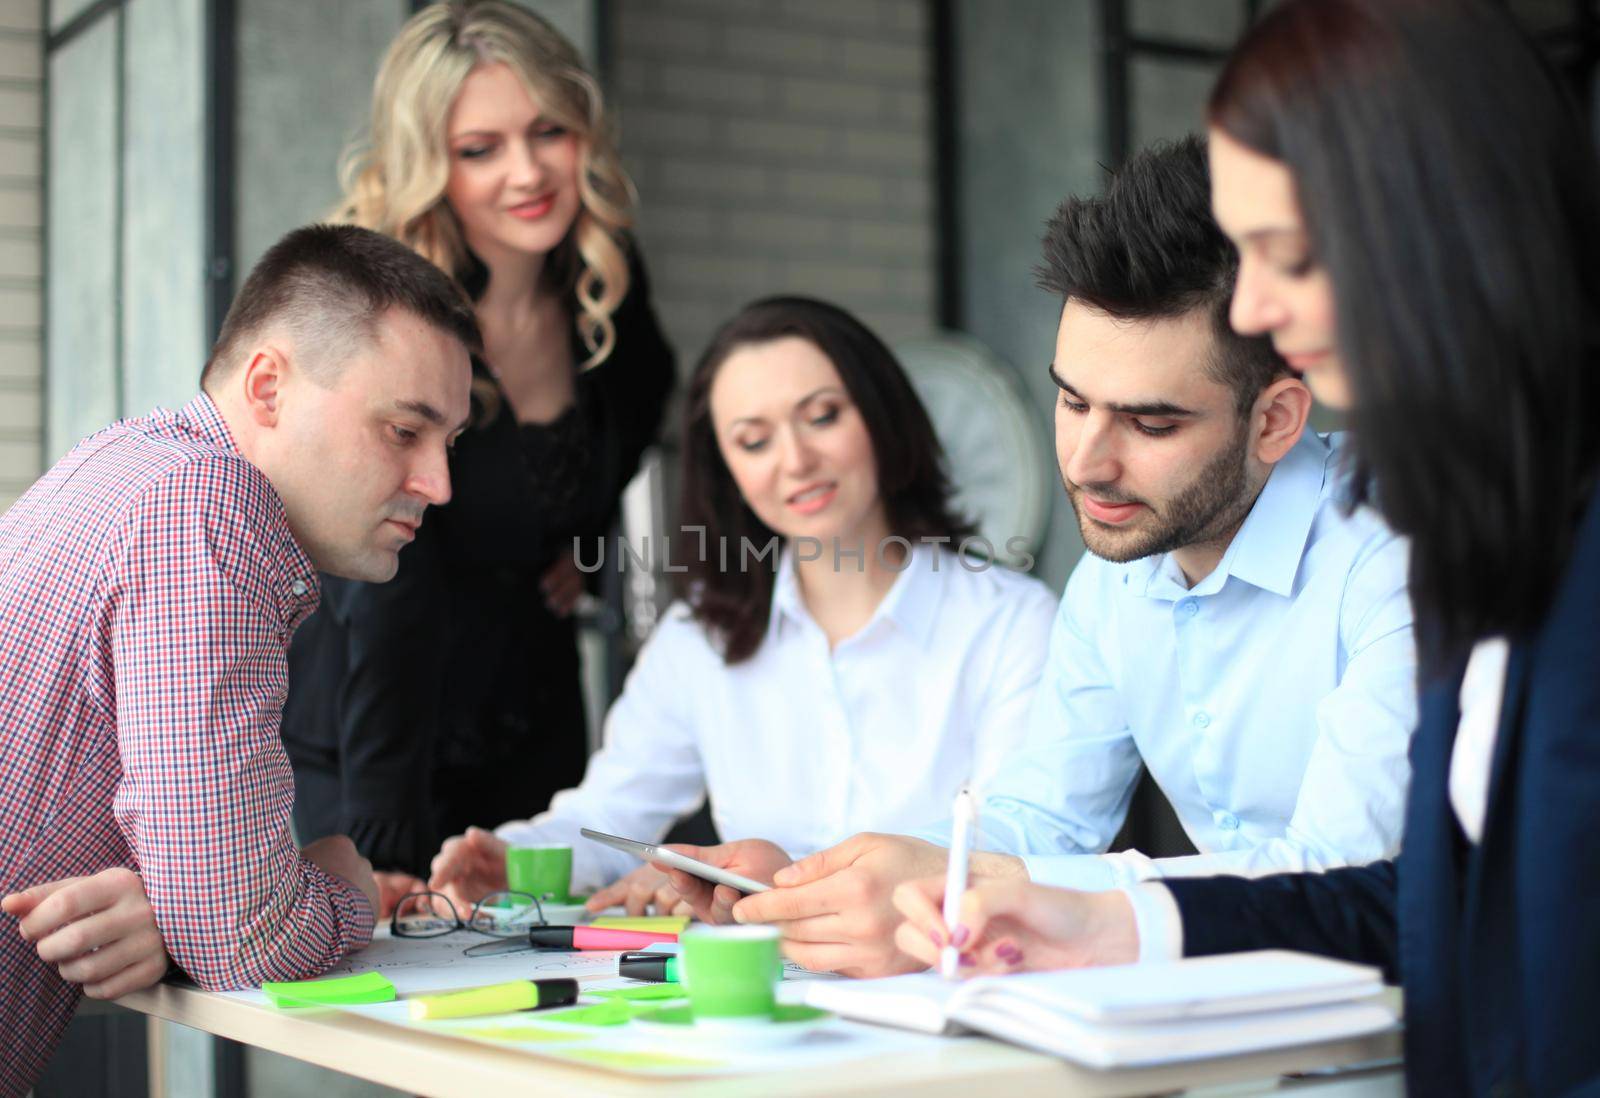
left=532, top=977, right=580, bottom=1007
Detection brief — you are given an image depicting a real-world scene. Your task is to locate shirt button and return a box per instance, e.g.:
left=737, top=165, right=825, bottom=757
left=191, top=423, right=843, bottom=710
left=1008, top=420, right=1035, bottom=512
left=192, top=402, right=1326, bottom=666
left=1214, top=810, right=1240, bottom=831
left=1191, top=710, right=1211, bottom=729
left=1179, top=598, right=1199, bottom=617
left=290, top=579, right=309, bottom=597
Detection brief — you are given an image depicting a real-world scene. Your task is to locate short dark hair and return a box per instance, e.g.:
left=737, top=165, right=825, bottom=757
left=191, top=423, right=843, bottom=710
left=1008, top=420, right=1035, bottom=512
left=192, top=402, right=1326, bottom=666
left=201, top=223, right=483, bottom=387
left=1036, top=136, right=1286, bottom=414
left=678, top=296, right=975, bottom=665
left=1211, top=0, right=1600, bottom=666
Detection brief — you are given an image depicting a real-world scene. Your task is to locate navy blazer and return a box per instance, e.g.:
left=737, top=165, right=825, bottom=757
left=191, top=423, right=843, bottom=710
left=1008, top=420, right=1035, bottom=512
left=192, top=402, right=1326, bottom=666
left=1166, top=486, right=1600, bottom=1098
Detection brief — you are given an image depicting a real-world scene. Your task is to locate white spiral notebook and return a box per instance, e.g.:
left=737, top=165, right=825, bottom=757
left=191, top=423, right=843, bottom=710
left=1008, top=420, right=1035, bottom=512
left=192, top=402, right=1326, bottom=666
left=799, top=950, right=1397, bottom=1069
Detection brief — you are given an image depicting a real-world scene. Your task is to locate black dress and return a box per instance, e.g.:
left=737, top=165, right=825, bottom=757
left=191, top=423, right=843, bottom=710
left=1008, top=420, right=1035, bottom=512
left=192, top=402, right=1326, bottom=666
left=281, top=248, right=675, bottom=877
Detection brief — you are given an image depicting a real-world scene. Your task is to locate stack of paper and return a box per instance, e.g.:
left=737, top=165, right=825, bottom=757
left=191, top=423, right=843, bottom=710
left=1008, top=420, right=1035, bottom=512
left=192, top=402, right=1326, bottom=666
left=799, top=950, right=1396, bottom=1069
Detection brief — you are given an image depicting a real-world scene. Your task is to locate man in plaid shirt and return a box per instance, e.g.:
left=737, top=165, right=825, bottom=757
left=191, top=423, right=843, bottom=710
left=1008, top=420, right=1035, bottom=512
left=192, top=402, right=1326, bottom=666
left=0, top=224, right=478, bottom=1094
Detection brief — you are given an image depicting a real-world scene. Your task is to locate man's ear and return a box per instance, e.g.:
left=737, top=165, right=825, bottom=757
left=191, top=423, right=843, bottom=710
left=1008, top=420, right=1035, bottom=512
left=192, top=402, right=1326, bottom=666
left=238, top=346, right=290, bottom=428
left=1251, top=375, right=1312, bottom=465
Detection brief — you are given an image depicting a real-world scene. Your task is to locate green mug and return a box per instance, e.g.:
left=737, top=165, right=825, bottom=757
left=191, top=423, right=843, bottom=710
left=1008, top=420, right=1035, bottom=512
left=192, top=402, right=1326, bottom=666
left=504, top=845, right=573, bottom=905
left=680, top=925, right=781, bottom=1022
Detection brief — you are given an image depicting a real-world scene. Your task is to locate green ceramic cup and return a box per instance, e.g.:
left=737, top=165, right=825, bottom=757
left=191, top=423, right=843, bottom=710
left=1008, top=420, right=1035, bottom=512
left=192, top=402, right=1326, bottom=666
left=504, top=845, right=573, bottom=905
left=680, top=925, right=782, bottom=1022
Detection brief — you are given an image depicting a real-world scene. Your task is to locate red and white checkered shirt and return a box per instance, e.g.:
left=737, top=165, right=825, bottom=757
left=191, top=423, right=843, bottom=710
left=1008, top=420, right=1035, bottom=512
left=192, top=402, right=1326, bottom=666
left=0, top=394, right=374, bottom=1094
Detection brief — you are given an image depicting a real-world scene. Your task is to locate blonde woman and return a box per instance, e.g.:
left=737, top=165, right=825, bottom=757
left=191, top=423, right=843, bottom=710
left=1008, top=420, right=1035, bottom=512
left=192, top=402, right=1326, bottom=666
left=282, top=1, right=675, bottom=910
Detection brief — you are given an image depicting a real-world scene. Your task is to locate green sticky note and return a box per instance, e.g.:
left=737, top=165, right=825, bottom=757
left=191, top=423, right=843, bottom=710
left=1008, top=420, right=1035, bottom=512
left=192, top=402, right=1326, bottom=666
left=261, top=971, right=396, bottom=1008
left=542, top=1000, right=653, bottom=1026
left=588, top=985, right=690, bottom=1002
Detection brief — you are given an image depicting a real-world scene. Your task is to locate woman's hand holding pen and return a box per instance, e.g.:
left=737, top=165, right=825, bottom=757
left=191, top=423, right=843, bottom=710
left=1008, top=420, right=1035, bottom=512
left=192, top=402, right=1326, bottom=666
left=891, top=877, right=1140, bottom=976
left=428, top=827, right=509, bottom=911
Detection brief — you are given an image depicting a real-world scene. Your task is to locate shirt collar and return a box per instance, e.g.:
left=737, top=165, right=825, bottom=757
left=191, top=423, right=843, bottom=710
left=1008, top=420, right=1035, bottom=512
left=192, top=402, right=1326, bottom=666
left=768, top=540, right=943, bottom=648
left=180, top=392, right=323, bottom=621
left=1127, top=431, right=1334, bottom=601
left=179, top=391, right=241, bottom=454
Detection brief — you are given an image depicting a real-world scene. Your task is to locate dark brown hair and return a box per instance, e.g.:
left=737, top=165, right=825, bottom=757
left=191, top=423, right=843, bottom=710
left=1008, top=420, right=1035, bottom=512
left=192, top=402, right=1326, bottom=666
left=677, top=297, right=974, bottom=664
left=1037, top=135, right=1286, bottom=415
left=1210, top=0, right=1600, bottom=667
left=202, top=223, right=482, bottom=387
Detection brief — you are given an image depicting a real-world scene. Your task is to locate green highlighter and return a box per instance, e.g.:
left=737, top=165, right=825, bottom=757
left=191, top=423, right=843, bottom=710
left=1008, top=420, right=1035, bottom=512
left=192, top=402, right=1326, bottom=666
left=618, top=951, right=680, bottom=983
left=408, top=977, right=580, bottom=1021
left=261, top=971, right=396, bottom=1008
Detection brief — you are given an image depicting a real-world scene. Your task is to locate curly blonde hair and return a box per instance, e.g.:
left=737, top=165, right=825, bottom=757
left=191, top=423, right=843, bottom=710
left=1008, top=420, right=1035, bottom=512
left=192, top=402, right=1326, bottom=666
left=334, top=0, right=633, bottom=368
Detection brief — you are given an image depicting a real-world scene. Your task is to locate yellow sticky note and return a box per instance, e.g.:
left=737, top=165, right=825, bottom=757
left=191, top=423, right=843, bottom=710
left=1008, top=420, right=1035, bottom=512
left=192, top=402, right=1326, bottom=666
left=561, top=1048, right=721, bottom=1071
left=589, top=915, right=690, bottom=933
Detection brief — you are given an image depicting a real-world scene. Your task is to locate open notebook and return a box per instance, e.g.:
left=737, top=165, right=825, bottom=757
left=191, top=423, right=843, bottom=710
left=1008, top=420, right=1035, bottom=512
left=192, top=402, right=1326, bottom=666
left=799, top=950, right=1397, bottom=1069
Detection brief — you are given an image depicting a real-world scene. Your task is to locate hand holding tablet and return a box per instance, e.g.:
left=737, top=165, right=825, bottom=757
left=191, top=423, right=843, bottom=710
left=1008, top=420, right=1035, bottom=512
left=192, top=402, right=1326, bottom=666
left=579, top=828, right=774, bottom=896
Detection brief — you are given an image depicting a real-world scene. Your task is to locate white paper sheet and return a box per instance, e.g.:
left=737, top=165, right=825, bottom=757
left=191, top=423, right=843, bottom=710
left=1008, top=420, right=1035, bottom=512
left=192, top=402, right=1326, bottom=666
left=216, top=928, right=902, bottom=1076
left=218, top=929, right=628, bottom=1004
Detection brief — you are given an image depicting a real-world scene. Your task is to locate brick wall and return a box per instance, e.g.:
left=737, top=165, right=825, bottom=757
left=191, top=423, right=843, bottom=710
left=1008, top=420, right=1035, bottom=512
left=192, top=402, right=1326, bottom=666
left=0, top=0, right=40, bottom=511
left=610, top=0, right=937, bottom=372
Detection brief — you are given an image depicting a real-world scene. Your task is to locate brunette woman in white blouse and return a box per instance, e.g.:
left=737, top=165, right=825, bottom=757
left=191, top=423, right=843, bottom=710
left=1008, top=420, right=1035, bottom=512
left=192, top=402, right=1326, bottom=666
left=427, top=297, right=1057, bottom=912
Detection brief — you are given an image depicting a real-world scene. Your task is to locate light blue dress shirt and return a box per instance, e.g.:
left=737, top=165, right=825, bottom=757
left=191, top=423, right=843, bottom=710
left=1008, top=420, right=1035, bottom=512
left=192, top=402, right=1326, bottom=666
left=918, top=432, right=1417, bottom=891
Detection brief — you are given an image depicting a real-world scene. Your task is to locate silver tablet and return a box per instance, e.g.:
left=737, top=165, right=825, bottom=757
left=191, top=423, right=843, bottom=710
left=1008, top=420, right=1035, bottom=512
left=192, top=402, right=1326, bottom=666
left=579, top=828, right=773, bottom=895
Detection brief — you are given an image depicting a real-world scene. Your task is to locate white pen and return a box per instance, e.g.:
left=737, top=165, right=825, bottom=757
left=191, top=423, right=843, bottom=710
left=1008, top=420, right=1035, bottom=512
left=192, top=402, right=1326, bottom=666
left=940, top=785, right=978, bottom=980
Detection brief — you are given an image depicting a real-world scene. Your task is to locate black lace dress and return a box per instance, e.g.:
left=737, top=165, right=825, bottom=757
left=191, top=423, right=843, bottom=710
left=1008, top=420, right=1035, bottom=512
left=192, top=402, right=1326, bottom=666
left=281, top=249, right=675, bottom=877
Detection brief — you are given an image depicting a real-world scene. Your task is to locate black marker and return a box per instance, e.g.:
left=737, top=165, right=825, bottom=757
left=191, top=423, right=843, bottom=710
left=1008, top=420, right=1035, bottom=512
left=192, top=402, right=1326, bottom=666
left=618, top=951, right=680, bottom=983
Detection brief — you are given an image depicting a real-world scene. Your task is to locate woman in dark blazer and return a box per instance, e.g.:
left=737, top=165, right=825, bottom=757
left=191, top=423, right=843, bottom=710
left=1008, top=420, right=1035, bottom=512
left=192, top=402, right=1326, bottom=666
left=890, top=2, right=1600, bottom=1095
left=280, top=2, right=674, bottom=896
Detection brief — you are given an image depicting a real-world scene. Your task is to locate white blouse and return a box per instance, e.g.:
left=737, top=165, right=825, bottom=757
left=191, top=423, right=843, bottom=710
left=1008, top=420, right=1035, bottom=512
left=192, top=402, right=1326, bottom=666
left=1449, top=636, right=1510, bottom=844
left=497, top=545, right=1059, bottom=892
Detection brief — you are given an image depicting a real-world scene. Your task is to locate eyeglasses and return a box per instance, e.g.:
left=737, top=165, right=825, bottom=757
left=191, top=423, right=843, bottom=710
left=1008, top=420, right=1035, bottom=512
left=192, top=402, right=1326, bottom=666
left=391, top=890, right=548, bottom=950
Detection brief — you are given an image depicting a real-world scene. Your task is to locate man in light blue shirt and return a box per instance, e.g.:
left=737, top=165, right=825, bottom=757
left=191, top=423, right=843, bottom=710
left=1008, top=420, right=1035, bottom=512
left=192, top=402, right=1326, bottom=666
left=978, top=425, right=1412, bottom=892
left=661, top=137, right=1415, bottom=977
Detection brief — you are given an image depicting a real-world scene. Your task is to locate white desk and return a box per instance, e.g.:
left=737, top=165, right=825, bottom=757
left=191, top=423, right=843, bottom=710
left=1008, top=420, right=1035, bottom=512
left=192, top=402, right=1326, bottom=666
left=115, top=980, right=1403, bottom=1097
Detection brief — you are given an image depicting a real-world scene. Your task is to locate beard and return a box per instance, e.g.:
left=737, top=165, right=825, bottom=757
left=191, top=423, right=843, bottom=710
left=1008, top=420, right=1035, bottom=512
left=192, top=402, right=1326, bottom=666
left=1064, top=420, right=1256, bottom=564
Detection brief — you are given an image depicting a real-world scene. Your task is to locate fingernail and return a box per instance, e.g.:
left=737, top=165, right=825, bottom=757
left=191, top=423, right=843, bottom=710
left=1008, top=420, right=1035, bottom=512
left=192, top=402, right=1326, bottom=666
left=929, top=929, right=944, bottom=949
left=950, top=926, right=970, bottom=949
left=996, top=944, right=1021, bottom=963
left=773, top=868, right=794, bottom=885
left=732, top=906, right=748, bottom=924
left=959, top=953, right=975, bottom=967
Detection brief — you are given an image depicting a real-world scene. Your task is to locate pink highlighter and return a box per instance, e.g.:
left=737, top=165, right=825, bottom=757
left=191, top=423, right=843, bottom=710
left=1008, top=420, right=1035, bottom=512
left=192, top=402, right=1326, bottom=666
left=525, top=925, right=678, bottom=951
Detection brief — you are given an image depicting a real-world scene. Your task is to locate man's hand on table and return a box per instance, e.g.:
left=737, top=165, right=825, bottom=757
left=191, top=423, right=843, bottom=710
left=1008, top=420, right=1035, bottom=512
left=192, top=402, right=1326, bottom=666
left=3, top=868, right=170, bottom=999
left=373, top=871, right=426, bottom=919
left=587, top=864, right=689, bottom=917
left=427, top=827, right=509, bottom=913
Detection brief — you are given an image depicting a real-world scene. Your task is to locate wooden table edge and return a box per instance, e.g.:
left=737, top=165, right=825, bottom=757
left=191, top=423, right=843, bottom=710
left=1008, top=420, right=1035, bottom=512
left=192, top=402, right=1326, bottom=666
left=113, top=982, right=1403, bottom=1098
